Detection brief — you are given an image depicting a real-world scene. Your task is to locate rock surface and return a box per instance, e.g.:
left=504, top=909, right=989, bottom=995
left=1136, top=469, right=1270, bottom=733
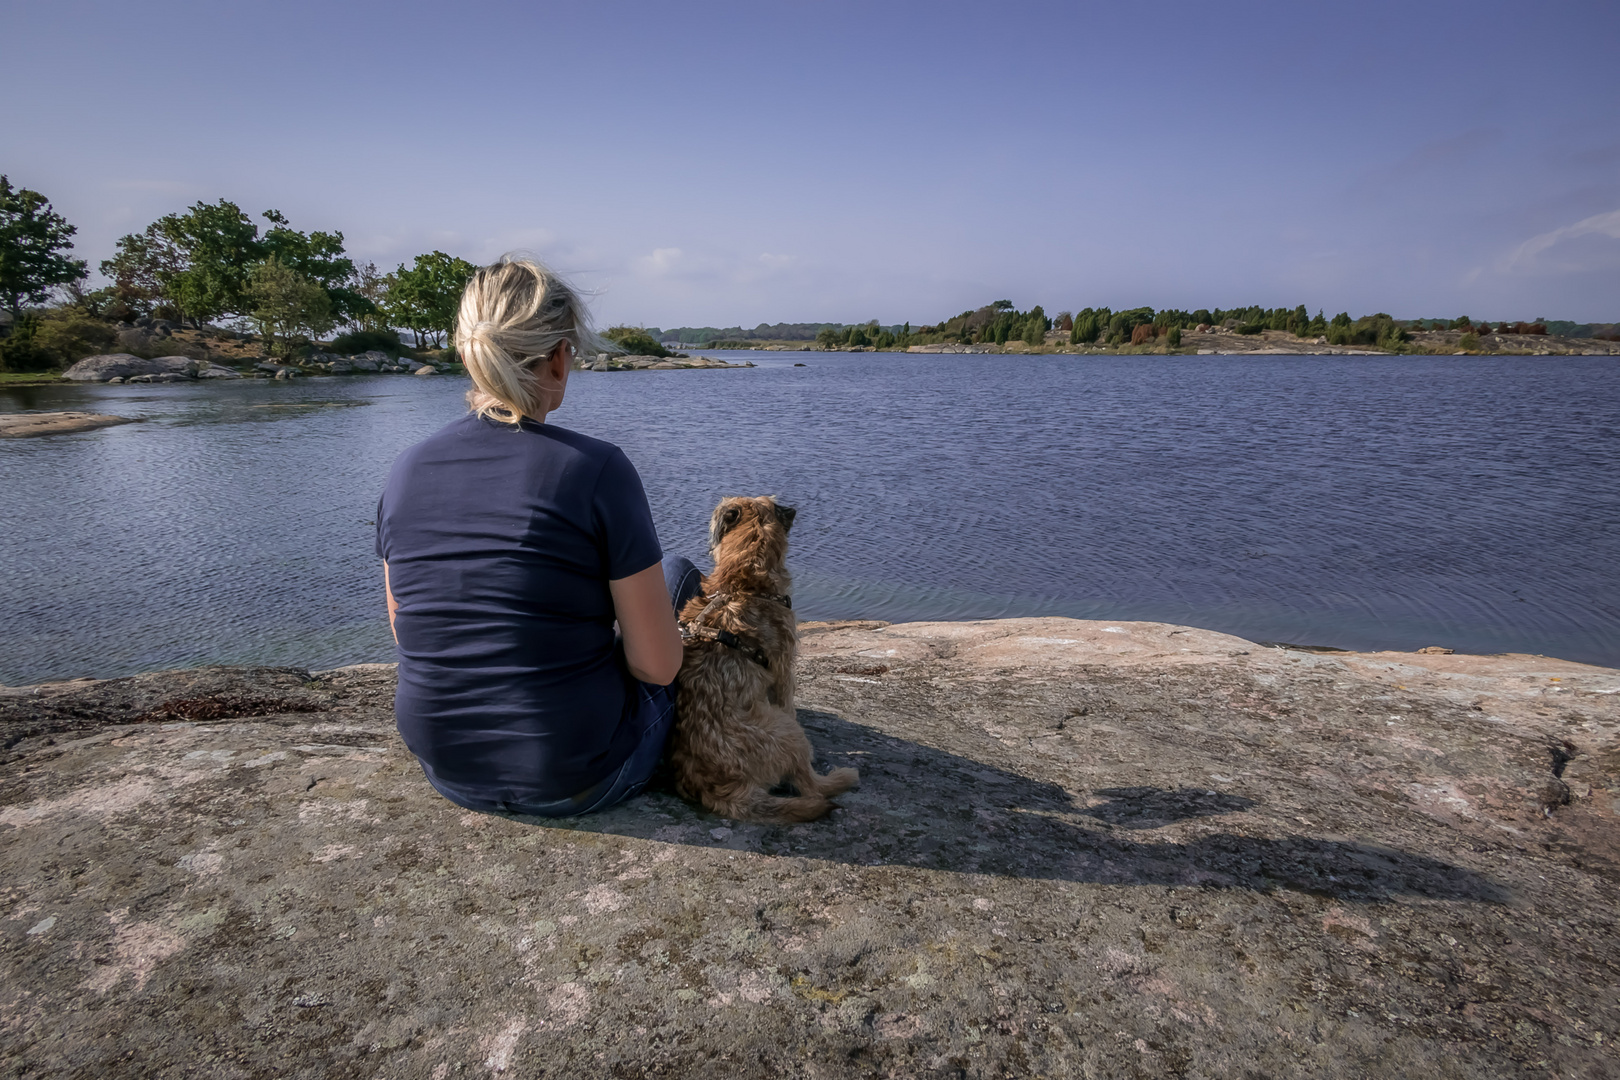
left=62, top=354, right=199, bottom=382
left=593, top=354, right=754, bottom=371
left=2, top=617, right=1616, bottom=1078
left=0, top=411, right=136, bottom=438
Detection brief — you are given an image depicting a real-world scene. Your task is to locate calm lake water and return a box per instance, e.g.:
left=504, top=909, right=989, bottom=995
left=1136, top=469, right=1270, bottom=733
left=2, top=351, right=1617, bottom=684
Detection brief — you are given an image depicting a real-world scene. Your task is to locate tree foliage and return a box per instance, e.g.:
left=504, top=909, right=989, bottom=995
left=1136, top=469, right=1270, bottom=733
left=99, top=201, right=375, bottom=328
left=383, top=251, right=476, bottom=348
left=0, top=176, right=87, bottom=316
left=248, top=256, right=335, bottom=358
left=603, top=326, right=671, bottom=357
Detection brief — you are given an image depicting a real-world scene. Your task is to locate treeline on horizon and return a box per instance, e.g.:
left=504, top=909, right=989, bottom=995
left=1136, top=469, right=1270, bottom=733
left=648, top=302, right=1617, bottom=351
left=912, top=302, right=1608, bottom=350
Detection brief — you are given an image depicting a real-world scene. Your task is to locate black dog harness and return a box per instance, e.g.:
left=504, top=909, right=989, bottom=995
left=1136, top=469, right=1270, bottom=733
left=678, top=591, right=792, bottom=671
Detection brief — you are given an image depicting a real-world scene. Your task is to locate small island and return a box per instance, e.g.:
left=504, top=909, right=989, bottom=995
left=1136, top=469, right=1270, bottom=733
left=653, top=305, right=1620, bottom=357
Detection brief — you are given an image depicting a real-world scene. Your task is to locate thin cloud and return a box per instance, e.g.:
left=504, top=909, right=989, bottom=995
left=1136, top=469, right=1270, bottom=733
left=1492, top=208, right=1620, bottom=275
left=636, top=247, right=683, bottom=276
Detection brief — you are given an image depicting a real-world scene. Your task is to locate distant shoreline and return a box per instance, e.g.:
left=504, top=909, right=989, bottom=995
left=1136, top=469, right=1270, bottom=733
left=706, top=326, right=1620, bottom=357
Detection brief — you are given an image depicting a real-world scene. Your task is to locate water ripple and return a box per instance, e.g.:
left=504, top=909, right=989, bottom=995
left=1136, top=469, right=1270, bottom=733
left=1, top=351, right=1616, bottom=683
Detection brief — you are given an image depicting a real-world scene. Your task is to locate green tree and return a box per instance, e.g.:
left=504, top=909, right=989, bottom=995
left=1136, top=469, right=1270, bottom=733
left=0, top=176, right=87, bottom=317
left=1071, top=309, right=1102, bottom=344
left=1167, top=326, right=1182, bottom=348
left=353, top=262, right=389, bottom=331
left=385, top=251, right=475, bottom=347
left=248, top=256, right=334, bottom=358
left=99, top=223, right=187, bottom=318
left=165, top=199, right=262, bottom=323
left=1022, top=305, right=1047, bottom=346
left=260, top=210, right=370, bottom=325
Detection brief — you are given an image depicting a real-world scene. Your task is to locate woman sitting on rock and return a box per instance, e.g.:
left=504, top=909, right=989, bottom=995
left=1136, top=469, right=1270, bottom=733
left=375, top=256, right=699, bottom=816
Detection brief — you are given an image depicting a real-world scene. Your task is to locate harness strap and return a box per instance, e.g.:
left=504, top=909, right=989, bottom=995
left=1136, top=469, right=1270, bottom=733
left=680, top=623, right=771, bottom=670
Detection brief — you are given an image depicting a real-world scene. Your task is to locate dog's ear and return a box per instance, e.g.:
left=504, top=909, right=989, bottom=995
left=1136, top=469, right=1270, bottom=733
left=710, top=502, right=742, bottom=550
left=774, top=504, right=796, bottom=531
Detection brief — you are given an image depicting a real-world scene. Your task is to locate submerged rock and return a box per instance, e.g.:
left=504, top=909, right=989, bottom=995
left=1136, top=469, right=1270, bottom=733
left=1, top=619, right=1616, bottom=1076
left=0, top=411, right=136, bottom=438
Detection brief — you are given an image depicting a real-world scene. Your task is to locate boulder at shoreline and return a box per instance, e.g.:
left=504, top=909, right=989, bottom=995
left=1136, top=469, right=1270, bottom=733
left=1, top=618, right=1615, bottom=1077
left=62, top=353, right=198, bottom=382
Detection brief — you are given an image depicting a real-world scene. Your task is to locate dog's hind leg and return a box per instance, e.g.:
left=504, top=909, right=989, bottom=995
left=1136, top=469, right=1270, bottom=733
left=771, top=717, right=858, bottom=800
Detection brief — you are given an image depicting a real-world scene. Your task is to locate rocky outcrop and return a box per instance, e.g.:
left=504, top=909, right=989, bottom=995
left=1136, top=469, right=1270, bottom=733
left=1, top=618, right=1615, bottom=1077
left=62, top=353, right=199, bottom=382
left=0, top=412, right=136, bottom=438
left=591, top=354, right=754, bottom=371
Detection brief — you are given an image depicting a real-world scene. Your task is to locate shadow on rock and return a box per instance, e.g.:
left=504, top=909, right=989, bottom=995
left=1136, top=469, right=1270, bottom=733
left=1079, top=786, right=1257, bottom=828
left=516, top=708, right=1507, bottom=905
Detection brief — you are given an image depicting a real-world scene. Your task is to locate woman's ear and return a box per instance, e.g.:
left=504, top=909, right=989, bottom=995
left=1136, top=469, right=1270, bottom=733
left=550, top=340, right=573, bottom=379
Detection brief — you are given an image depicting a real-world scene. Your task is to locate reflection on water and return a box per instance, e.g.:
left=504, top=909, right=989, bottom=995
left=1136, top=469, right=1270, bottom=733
left=2, top=352, right=1617, bottom=683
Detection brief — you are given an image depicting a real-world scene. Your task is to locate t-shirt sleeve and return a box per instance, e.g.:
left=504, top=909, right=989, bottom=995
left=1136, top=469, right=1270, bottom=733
left=592, top=448, right=663, bottom=580
left=374, top=492, right=387, bottom=561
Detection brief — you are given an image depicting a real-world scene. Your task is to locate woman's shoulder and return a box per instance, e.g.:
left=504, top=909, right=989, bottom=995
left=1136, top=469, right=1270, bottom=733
left=527, top=420, right=624, bottom=462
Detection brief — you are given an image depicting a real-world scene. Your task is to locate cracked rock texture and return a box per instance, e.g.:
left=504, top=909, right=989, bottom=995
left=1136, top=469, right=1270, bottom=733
left=2, top=618, right=1617, bottom=1079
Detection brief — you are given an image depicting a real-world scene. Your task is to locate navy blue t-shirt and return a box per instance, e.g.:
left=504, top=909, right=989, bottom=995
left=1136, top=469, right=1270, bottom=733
left=375, top=413, right=664, bottom=802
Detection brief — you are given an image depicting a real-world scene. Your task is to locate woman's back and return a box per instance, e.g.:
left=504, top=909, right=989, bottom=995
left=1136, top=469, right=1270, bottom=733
left=376, top=412, right=663, bottom=803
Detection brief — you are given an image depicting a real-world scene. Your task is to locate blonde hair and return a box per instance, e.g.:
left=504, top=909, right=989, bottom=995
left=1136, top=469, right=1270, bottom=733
left=456, top=256, right=601, bottom=424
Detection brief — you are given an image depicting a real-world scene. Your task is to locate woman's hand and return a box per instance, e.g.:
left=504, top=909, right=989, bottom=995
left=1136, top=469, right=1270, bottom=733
left=610, top=562, right=684, bottom=686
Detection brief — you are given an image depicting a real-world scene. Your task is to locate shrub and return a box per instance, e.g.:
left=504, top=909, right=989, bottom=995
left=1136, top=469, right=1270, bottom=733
left=1130, top=324, right=1157, bottom=346
left=33, top=311, right=116, bottom=367
left=1167, top=326, right=1182, bottom=348
left=1458, top=333, right=1482, bottom=351
left=603, top=326, right=670, bottom=357
left=331, top=328, right=404, bottom=356
left=0, top=314, right=54, bottom=372
left=1237, top=323, right=1265, bottom=335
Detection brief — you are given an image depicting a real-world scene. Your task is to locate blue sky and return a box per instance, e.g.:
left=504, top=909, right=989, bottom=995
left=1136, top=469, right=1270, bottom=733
left=4, top=0, right=1617, bottom=325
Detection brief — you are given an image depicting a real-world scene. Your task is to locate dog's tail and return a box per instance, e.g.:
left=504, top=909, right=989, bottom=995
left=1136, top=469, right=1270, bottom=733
left=704, top=786, right=836, bottom=825
left=809, top=766, right=859, bottom=798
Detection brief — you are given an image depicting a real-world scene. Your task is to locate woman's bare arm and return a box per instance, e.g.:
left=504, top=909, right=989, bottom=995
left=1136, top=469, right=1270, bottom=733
left=610, top=562, right=683, bottom=685
left=384, top=563, right=399, bottom=644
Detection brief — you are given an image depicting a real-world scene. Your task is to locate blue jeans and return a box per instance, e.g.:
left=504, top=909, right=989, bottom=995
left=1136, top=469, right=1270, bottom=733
left=420, top=554, right=702, bottom=818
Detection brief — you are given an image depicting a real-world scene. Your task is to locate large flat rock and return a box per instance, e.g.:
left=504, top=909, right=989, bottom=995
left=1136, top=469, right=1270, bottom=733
left=2, top=619, right=1616, bottom=1078
left=0, top=412, right=135, bottom=438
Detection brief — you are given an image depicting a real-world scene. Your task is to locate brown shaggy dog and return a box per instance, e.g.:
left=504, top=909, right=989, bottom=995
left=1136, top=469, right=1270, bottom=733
left=670, top=496, right=858, bottom=823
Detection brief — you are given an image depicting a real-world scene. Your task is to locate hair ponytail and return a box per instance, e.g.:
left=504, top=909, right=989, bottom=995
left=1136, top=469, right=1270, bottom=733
left=455, top=256, right=600, bottom=424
